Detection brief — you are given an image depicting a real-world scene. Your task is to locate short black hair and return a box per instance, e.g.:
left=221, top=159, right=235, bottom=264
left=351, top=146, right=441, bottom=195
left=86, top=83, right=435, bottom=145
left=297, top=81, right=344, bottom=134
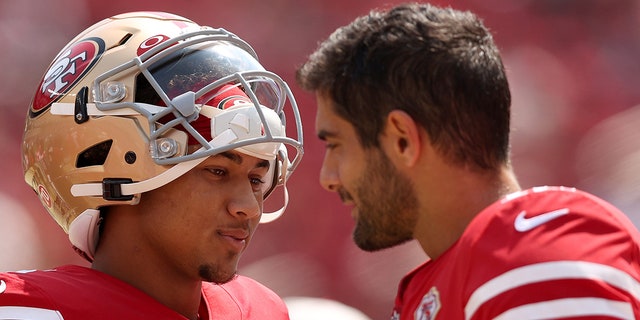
left=297, top=3, right=511, bottom=170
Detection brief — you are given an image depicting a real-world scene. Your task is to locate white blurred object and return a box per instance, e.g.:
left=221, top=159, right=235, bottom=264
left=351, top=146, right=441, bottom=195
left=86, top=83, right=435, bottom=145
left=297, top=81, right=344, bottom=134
left=343, top=239, right=426, bottom=305
left=575, top=104, right=640, bottom=225
left=0, top=192, right=42, bottom=271
left=285, top=296, right=372, bottom=320
left=240, top=252, right=331, bottom=297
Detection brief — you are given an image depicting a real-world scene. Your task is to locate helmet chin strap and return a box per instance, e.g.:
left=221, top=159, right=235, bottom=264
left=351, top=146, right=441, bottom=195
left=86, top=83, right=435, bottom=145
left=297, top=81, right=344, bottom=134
left=70, top=129, right=234, bottom=198
left=69, top=190, right=289, bottom=262
left=69, top=186, right=289, bottom=262
left=70, top=102, right=287, bottom=202
left=68, top=127, right=290, bottom=260
left=70, top=127, right=289, bottom=218
left=259, top=150, right=290, bottom=223
left=259, top=186, right=288, bottom=223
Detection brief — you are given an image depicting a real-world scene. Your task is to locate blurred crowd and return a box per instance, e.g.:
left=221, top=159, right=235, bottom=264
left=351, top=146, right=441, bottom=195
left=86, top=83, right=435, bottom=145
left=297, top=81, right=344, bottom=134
left=1, top=0, right=639, bottom=318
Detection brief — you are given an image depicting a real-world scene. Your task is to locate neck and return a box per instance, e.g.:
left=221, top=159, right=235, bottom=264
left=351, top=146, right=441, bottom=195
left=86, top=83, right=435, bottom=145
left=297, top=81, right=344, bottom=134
left=91, top=207, right=203, bottom=319
left=413, top=163, right=520, bottom=259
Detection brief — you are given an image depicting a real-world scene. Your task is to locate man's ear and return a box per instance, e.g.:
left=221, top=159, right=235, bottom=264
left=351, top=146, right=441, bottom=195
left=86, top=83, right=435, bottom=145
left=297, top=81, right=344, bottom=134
left=381, top=110, right=421, bottom=167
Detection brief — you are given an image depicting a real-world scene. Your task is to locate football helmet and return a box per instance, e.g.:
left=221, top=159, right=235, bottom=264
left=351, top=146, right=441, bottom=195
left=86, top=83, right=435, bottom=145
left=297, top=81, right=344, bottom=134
left=22, top=12, right=303, bottom=260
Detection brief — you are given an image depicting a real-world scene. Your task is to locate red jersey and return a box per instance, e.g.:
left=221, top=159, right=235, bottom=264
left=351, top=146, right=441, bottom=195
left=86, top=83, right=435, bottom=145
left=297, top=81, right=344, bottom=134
left=0, top=265, right=288, bottom=319
left=392, top=186, right=640, bottom=320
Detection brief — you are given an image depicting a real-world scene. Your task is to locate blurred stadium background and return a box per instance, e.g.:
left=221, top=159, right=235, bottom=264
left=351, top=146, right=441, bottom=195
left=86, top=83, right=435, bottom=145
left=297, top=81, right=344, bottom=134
left=1, top=0, right=639, bottom=318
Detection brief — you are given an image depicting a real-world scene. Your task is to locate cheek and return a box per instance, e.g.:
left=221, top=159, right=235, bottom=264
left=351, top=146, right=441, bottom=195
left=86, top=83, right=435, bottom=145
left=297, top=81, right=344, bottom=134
left=176, top=190, right=222, bottom=223
left=339, top=154, right=366, bottom=184
left=139, top=186, right=212, bottom=230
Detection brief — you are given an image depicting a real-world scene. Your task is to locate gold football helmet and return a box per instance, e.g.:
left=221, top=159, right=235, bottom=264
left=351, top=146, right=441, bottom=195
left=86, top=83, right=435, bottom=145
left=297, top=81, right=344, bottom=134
left=22, top=12, right=303, bottom=260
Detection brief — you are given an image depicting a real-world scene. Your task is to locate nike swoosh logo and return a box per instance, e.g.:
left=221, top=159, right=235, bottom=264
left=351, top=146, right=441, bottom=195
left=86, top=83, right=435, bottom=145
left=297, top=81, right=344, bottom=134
left=0, top=279, right=6, bottom=294
left=514, top=208, right=570, bottom=232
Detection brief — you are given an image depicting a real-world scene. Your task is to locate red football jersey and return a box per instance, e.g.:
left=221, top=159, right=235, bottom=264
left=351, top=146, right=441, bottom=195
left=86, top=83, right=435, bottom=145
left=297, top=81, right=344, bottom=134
left=0, top=265, right=289, bottom=319
left=392, top=186, right=640, bottom=320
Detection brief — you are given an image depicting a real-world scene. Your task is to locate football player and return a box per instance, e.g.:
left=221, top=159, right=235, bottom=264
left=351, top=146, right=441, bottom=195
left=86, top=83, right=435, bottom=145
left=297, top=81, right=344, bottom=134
left=296, top=3, right=640, bottom=319
left=0, top=11, right=303, bottom=320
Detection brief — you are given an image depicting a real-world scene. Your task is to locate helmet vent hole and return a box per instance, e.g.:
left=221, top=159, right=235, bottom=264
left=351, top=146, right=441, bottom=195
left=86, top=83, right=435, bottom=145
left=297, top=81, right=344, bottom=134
left=111, top=33, right=134, bottom=49
left=76, top=140, right=113, bottom=168
left=124, top=151, right=137, bottom=164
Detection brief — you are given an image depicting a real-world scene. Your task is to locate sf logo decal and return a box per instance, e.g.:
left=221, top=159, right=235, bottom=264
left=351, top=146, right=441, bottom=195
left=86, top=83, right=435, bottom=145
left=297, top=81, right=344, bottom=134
left=31, top=37, right=105, bottom=115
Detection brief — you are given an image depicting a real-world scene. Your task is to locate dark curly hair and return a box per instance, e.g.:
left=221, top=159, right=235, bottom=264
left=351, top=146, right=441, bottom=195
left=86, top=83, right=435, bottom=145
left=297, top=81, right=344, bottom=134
left=297, top=2, right=511, bottom=170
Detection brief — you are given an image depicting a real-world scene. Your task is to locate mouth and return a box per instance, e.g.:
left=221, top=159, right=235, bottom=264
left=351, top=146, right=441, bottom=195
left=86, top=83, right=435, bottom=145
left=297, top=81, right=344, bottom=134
left=218, top=229, right=250, bottom=252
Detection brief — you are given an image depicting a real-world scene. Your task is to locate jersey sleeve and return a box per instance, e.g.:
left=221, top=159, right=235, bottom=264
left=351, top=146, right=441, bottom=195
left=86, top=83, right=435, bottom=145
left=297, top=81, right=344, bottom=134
left=0, top=272, right=64, bottom=320
left=463, top=188, right=640, bottom=320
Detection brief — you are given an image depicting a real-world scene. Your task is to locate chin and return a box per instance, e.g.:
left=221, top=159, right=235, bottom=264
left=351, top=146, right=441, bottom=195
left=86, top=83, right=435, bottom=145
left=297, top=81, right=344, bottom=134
left=353, top=225, right=412, bottom=252
left=210, top=274, right=237, bottom=285
left=198, top=264, right=237, bottom=284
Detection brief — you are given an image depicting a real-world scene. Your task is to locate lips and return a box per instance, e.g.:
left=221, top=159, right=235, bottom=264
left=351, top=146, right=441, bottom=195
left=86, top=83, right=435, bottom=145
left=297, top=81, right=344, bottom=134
left=218, top=228, right=249, bottom=241
left=217, top=228, right=250, bottom=252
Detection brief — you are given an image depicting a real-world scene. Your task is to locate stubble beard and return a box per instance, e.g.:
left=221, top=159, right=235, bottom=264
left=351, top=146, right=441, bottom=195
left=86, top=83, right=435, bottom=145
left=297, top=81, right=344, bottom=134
left=352, top=150, right=419, bottom=252
left=198, top=252, right=240, bottom=284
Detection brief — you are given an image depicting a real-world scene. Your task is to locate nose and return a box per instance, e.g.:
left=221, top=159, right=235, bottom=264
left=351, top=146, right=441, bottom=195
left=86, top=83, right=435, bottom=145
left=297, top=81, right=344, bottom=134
left=319, top=154, right=340, bottom=192
left=227, top=182, right=262, bottom=220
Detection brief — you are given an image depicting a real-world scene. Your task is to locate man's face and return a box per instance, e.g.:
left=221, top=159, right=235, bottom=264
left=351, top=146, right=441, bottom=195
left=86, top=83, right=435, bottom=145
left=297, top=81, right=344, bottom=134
left=131, top=150, right=270, bottom=284
left=315, top=92, right=418, bottom=251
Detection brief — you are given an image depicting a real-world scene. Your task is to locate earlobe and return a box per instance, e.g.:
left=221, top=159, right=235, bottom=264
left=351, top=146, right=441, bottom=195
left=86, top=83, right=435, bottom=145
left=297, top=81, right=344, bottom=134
left=384, top=110, right=421, bottom=166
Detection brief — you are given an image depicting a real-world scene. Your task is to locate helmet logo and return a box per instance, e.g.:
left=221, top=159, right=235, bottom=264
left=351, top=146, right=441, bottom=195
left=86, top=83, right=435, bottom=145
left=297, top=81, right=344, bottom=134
left=137, top=35, right=170, bottom=56
left=37, top=185, right=52, bottom=208
left=30, top=37, right=105, bottom=116
left=217, top=95, right=252, bottom=110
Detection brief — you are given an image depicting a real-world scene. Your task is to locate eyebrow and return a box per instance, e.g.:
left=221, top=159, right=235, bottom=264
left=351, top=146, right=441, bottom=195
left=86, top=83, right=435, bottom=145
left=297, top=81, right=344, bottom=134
left=217, top=151, right=270, bottom=169
left=317, top=129, right=337, bottom=141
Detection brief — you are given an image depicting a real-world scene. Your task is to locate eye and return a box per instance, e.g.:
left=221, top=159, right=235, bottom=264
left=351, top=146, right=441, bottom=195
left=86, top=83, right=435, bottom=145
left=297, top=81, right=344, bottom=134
left=250, top=176, right=266, bottom=190
left=324, top=142, right=338, bottom=150
left=206, top=168, right=227, bottom=177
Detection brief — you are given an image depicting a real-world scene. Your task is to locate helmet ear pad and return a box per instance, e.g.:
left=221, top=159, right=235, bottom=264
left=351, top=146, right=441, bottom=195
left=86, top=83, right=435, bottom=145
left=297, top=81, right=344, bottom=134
left=68, top=209, right=102, bottom=262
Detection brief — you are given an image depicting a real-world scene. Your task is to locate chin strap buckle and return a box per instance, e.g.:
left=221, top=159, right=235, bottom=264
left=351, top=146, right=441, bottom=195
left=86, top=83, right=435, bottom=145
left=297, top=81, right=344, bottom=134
left=102, top=178, right=134, bottom=201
